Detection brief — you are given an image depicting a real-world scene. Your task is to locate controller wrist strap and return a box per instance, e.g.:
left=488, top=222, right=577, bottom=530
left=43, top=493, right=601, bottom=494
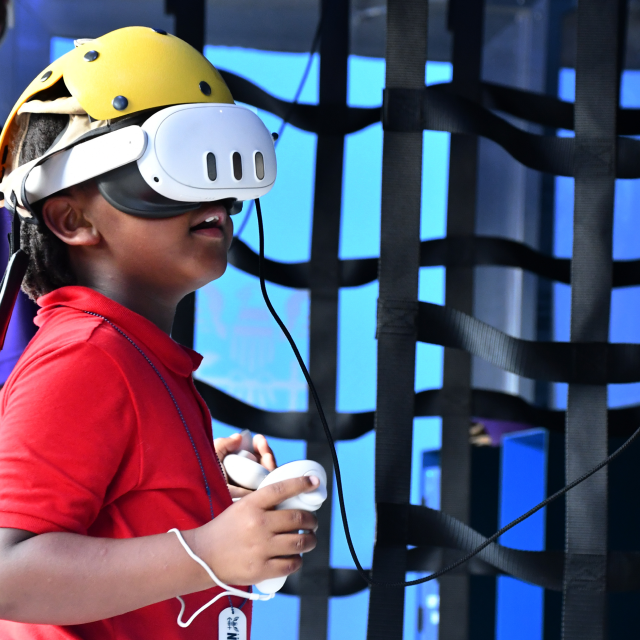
left=168, top=528, right=274, bottom=628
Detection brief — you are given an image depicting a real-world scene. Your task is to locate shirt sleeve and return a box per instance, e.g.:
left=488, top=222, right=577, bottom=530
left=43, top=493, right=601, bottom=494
left=0, top=342, right=138, bottom=534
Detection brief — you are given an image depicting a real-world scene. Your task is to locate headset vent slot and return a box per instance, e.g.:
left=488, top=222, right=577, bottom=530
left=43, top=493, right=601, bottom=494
left=206, top=153, right=217, bottom=181
left=255, top=152, right=265, bottom=180
left=232, top=152, right=243, bottom=180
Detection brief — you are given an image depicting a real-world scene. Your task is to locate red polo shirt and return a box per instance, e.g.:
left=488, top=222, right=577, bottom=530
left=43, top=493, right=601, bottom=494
left=0, top=286, right=252, bottom=639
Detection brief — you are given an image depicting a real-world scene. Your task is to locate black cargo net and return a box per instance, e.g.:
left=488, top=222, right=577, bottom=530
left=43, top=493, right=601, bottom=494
left=181, top=0, right=640, bottom=637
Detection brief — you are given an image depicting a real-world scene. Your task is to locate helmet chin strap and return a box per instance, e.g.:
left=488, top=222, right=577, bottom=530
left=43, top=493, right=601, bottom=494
left=9, top=194, right=21, bottom=254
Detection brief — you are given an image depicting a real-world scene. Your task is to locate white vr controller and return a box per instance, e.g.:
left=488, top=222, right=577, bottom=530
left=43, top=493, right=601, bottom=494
left=223, top=432, right=327, bottom=595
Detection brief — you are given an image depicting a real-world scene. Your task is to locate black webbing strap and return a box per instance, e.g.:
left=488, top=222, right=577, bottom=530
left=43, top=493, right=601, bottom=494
left=229, top=235, right=640, bottom=290
left=195, top=380, right=640, bottom=442
left=366, top=0, right=427, bottom=636
left=461, top=79, right=640, bottom=135
left=297, top=1, right=347, bottom=636
left=195, top=377, right=640, bottom=442
left=283, top=568, right=367, bottom=598
left=405, top=506, right=640, bottom=592
left=438, top=0, right=485, bottom=637
left=194, top=378, right=372, bottom=440
left=563, top=2, right=623, bottom=638
left=407, top=545, right=640, bottom=593
left=220, top=68, right=640, bottom=139
left=383, top=86, right=640, bottom=178
left=282, top=521, right=640, bottom=598
left=281, top=541, right=640, bottom=598
left=219, top=69, right=379, bottom=136
left=416, top=302, right=640, bottom=384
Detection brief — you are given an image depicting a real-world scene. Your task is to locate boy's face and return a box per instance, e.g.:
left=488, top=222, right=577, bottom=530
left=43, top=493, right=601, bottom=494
left=43, top=182, right=234, bottom=304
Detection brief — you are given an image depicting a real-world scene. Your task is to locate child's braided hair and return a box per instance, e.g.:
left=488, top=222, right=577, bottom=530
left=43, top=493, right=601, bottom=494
left=18, top=113, right=78, bottom=300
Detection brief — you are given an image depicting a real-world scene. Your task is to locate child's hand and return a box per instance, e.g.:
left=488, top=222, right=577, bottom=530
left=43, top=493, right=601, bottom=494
left=214, top=432, right=277, bottom=498
left=189, top=475, right=319, bottom=586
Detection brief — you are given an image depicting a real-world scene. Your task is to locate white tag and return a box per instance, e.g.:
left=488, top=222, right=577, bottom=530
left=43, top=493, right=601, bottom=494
left=219, top=606, right=247, bottom=640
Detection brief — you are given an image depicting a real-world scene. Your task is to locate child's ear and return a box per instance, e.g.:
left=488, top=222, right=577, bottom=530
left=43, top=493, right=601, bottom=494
left=41, top=193, right=100, bottom=247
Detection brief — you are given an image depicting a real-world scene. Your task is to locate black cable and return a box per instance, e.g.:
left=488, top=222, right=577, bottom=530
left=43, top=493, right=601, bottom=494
left=255, top=196, right=640, bottom=588
left=255, top=198, right=368, bottom=581
left=232, top=22, right=322, bottom=245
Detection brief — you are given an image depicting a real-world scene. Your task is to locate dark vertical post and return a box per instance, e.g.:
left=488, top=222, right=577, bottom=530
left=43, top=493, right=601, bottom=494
left=540, top=4, right=573, bottom=638
left=438, top=0, right=484, bottom=638
left=366, top=0, right=428, bottom=638
left=298, top=0, right=348, bottom=638
left=166, top=0, right=206, bottom=348
left=468, top=447, right=500, bottom=638
left=165, top=0, right=205, bottom=53
left=562, top=1, right=623, bottom=638
left=535, top=0, right=573, bottom=410
left=544, top=431, right=565, bottom=640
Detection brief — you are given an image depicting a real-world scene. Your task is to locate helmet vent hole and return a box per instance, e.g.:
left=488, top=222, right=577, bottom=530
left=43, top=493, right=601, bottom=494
left=206, top=153, right=217, bottom=181
left=153, top=177, right=160, bottom=183
left=255, top=152, right=265, bottom=180
left=232, top=152, right=242, bottom=180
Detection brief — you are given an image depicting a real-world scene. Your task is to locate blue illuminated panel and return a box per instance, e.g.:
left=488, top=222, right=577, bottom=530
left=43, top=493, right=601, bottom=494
left=418, top=450, right=441, bottom=640
left=496, top=430, right=547, bottom=640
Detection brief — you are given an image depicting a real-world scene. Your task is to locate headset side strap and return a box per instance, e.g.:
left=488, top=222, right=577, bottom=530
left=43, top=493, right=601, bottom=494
left=19, top=169, right=38, bottom=222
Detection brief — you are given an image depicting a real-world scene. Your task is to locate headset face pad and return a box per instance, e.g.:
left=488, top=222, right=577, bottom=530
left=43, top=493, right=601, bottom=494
left=96, top=162, right=243, bottom=218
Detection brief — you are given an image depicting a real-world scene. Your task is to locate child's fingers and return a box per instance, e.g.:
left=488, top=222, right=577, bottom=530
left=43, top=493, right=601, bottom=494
left=213, top=433, right=242, bottom=460
left=267, top=508, right=318, bottom=534
left=268, top=531, right=317, bottom=557
left=228, top=484, right=252, bottom=499
left=253, top=434, right=277, bottom=471
left=252, top=476, right=320, bottom=510
left=262, top=555, right=304, bottom=579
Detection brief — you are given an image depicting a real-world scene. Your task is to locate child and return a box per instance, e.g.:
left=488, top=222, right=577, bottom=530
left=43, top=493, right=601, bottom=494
left=0, top=27, right=318, bottom=639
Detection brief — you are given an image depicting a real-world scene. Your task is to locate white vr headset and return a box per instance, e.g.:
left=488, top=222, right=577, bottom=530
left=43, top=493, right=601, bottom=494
left=4, top=103, right=277, bottom=220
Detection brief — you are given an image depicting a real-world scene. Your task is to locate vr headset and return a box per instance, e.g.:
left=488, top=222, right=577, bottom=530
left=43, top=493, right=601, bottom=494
left=5, top=102, right=277, bottom=219
left=0, top=102, right=277, bottom=346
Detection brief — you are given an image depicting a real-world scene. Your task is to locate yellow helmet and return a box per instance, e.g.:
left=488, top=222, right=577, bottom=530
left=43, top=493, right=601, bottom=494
left=0, top=26, right=276, bottom=222
left=0, top=26, right=234, bottom=183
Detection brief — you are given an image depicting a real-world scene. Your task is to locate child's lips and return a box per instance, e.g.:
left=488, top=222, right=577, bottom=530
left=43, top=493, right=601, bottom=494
left=191, top=225, right=224, bottom=238
left=189, top=208, right=227, bottom=238
left=190, top=212, right=225, bottom=238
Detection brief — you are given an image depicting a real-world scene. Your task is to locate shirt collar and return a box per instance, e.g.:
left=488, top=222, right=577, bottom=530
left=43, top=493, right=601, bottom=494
left=35, top=286, right=203, bottom=377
